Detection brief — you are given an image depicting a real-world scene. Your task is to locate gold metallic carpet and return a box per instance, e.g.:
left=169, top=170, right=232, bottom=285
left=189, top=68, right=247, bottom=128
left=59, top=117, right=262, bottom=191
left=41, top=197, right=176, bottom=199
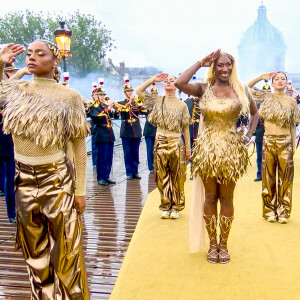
left=110, top=151, right=300, bottom=300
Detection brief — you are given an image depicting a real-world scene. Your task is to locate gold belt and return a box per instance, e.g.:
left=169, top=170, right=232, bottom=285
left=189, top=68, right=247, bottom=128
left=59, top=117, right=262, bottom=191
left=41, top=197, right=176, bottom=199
left=124, top=119, right=136, bottom=123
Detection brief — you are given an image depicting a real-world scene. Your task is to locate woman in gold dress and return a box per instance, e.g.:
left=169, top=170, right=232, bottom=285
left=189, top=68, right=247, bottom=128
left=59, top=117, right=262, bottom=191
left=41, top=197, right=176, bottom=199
left=176, top=50, right=259, bottom=264
left=0, top=42, right=90, bottom=299
left=248, top=72, right=299, bottom=224
left=136, top=73, right=191, bottom=219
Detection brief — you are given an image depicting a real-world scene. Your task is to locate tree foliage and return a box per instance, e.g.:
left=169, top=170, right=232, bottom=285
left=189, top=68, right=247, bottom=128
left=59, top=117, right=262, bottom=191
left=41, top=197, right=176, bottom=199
left=0, top=10, right=115, bottom=76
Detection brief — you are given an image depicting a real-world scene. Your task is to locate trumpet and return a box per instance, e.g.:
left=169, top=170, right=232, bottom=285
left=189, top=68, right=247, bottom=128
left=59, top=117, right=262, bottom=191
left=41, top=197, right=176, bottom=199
left=114, top=101, right=130, bottom=112
left=84, top=99, right=101, bottom=108
left=134, top=96, right=144, bottom=106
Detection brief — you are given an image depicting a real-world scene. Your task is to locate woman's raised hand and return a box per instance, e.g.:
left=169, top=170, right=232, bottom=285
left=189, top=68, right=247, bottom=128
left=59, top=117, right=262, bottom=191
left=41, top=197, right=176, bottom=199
left=0, top=43, right=24, bottom=63
left=260, top=72, right=276, bottom=81
left=269, top=72, right=277, bottom=80
left=154, top=73, right=168, bottom=82
left=200, top=49, right=221, bottom=67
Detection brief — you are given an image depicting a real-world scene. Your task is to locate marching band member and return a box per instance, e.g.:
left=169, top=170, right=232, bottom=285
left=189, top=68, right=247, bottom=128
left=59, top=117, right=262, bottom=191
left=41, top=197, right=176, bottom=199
left=185, top=95, right=200, bottom=151
left=247, top=78, right=272, bottom=182
left=0, top=62, right=26, bottom=223
left=184, top=94, right=200, bottom=180
left=89, top=79, right=119, bottom=185
left=118, top=76, right=147, bottom=180
left=143, top=84, right=157, bottom=174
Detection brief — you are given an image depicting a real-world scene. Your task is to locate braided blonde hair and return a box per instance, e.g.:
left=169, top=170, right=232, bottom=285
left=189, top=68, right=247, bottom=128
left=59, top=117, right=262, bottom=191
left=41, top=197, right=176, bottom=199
left=36, top=40, right=62, bottom=59
left=206, top=52, right=249, bottom=116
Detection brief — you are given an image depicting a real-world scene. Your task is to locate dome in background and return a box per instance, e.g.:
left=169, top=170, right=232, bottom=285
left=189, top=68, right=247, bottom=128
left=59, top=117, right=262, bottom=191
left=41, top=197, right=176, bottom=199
left=238, top=4, right=286, bottom=81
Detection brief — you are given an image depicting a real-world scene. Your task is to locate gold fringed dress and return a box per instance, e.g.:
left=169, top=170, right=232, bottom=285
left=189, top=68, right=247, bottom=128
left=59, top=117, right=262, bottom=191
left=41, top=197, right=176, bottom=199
left=192, top=85, right=249, bottom=183
left=0, top=78, right=90, bottom=299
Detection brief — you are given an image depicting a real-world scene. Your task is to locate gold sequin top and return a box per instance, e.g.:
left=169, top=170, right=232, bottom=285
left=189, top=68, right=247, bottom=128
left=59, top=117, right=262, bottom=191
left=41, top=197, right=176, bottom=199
left=0, top=78, right=90, bottom=196
left=200, top=85, right=243, bottom=131
left=192, top=85, right=248, bottom=183
left=259, top=93, right=299, bottom=128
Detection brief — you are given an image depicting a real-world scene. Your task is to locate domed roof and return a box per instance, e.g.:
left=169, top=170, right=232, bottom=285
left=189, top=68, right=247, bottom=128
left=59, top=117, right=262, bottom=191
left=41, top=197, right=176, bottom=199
left=238, top=4, right=286, bottom=49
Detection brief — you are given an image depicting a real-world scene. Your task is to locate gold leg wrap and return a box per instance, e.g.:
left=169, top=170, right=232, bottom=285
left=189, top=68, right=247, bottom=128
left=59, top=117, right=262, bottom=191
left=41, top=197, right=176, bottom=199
left=219, top=214, right=234, bottom=264
left=15, top=157, right=90, bottom=300
left=203, top=214, right=218, bottom=263
left=154, top=135, right=186, bottom=211
left=262, top=135, right=294, bottom=219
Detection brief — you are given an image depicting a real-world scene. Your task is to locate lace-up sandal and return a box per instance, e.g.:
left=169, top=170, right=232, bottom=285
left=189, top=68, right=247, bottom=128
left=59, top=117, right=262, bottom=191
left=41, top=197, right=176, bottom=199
left=203, top=214, right=219, bottom=264
left=219, top=214, right=234, bottom=264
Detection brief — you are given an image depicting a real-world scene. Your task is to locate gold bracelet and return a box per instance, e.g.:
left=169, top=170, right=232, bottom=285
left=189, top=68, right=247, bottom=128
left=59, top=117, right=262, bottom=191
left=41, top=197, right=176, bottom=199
left=199, top=60, right=203, bottom=67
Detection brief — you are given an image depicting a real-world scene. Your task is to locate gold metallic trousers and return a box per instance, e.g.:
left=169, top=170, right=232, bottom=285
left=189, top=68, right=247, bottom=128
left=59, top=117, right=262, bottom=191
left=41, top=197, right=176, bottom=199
left=154, top=134, right=186, bottom=211
left=15, top=157, right=90, bottom=300
left=262, top=135, right=294, bottom=219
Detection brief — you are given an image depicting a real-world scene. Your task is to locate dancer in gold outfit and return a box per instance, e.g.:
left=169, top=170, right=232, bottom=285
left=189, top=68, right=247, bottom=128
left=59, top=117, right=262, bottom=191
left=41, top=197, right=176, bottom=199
left=136, top=73, right=190, bottom=219
left=176, top=50, right=258, bottom=263
left=0, top=41, right=90, bottom=299
left=248, top=72, right=299, bottom=224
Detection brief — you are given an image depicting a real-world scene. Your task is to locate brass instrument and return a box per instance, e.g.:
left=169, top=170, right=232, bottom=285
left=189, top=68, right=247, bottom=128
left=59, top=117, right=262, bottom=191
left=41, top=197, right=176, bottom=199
left=113, top=101, right=130, bottom=112
left=85, top=99, right=101, bottom=108
left=134, top=96, right=144, bottom=106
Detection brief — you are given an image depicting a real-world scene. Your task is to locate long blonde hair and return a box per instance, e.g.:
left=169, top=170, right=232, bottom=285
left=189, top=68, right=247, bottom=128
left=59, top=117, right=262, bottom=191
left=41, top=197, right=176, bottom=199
left=205, top=52, right=249, bottom=116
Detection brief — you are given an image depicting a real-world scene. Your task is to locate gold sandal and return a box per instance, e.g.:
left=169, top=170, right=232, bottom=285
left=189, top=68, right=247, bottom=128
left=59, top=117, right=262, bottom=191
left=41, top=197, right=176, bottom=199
left=219, top=214, right=234, bottom=264
left=207, top=245, right=219, bottom=264
left=203, top=214, right=218, bottom=264
left=218, top=246, right=230, bottom=264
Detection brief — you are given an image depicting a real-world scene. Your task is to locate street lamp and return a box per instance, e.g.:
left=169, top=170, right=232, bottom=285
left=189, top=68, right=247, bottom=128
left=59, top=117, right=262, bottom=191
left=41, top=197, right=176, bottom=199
left=54, top=21, right=72, bottom=76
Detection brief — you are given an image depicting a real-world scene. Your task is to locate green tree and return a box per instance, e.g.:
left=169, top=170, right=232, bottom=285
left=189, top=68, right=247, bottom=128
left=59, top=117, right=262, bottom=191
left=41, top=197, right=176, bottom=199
left=0, top=10, right=115, bottom=76
left=65, top=10, right=114, bottom=76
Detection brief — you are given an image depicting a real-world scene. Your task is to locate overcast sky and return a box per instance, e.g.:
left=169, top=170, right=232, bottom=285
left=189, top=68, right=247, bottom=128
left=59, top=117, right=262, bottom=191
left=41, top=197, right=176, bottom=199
left=1, top=0, right=300, bottom=77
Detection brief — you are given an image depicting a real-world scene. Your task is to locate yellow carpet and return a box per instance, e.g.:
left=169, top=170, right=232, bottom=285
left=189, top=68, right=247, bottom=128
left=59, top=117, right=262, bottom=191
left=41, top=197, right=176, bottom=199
left=110, top=151, right=300, bottom=300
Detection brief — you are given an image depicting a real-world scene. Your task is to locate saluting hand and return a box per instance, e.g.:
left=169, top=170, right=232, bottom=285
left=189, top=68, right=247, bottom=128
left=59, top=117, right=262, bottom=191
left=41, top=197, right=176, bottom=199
left=154, top=73, right=168, bottom=82
left=0, top=43, right=24, bottom=63
left=260, top=72, right=276, bottom=81
left=200, top=49, right=221, bottom=67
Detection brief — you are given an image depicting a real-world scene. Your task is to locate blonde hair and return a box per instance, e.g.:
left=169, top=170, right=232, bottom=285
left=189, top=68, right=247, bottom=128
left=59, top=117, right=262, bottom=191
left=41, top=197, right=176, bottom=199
left=205, top=52, right=249, bottom=115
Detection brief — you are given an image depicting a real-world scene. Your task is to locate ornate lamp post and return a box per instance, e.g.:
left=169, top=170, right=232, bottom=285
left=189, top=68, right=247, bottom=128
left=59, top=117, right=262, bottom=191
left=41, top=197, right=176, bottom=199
left=54, top=21, right=72, bottom=80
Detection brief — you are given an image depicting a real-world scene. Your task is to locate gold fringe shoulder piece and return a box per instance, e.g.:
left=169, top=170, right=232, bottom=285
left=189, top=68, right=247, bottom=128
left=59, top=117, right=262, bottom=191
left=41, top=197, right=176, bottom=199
left=0, top=80, right=18, bottom=106
left=1, top=79, right=90, bottom=149
left=142, top=92, right=158, bottom=110
left=259, top=93, right=299, bottom=128
left=148, top=96, right=189, bottom=132
left=251, top=87, right=269, bottom=104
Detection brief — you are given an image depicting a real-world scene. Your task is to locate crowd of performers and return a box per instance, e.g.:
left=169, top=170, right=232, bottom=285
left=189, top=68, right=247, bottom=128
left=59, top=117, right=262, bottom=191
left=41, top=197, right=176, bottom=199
left=0, top=41, right=299, bottom=298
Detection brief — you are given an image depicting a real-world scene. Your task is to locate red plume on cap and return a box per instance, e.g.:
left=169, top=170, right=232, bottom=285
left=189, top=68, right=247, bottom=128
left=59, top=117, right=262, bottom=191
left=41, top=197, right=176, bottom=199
left=123, top=74, right=130, bottom=83
left=152, top=82, right=156, bottom=86
left=91, top=82, right=98, bottom=95
left=98, top=77, right=104, bottom=86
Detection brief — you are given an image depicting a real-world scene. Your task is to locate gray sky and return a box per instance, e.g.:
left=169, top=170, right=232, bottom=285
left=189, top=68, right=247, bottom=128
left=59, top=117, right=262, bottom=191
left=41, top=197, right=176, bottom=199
left=1, top=0, right=300, bottom=78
